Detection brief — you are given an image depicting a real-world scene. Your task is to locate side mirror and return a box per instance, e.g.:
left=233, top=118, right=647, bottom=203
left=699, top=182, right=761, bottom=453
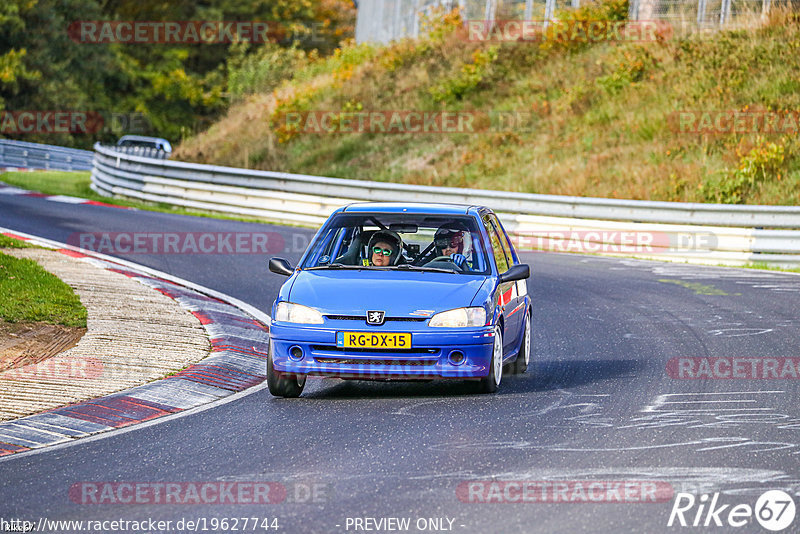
left=269, top=257, right=295, bottom=276
left=499, top=263, right=530, bottom=283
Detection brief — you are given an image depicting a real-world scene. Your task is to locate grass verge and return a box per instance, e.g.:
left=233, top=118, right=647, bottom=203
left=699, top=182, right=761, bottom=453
left=0, top=251, right=87, bottom=327
left=0, top=235, right=33, bottom=248
left=0, top=171, right=302, bottom=226
left=739, top=262, right=800, bottom=274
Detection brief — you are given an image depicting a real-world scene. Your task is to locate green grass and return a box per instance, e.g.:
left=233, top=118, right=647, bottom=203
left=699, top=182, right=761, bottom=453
left=0, top=171, right=312, bottom=227
left=1, top=171, right=94, bottom=199
left=658, top=278, right=733, bottom=295
left=0, top=235, right=33, bottom=248
left=738, top=262, right=800, bottom=274
left=0, top=170, right=199, bottom=212
left=0, top=252, right=87, bottom=327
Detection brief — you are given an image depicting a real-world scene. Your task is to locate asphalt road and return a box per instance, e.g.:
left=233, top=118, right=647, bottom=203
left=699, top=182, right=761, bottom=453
left=2, top=193, right=800, bottom=534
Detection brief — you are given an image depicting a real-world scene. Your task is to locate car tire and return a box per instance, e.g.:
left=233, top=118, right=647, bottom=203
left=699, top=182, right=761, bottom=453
left=477, top=325, right=503, bottom=393
left=512, top=310, right=531, bottom=375
left=267, top=344, right=306, bottom=398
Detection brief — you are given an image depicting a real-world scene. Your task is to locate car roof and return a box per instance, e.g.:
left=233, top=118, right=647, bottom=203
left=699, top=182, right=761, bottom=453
left=340, top=202, right=482, bottom=215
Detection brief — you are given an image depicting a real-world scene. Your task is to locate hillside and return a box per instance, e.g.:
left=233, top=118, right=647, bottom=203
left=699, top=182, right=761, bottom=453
left=176, top=2, right=800, bottom=205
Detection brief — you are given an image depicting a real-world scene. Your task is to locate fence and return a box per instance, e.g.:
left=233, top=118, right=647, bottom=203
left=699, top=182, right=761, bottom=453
left=354, top=0, right=792, bottom=43
left=356, top=0, right=565, bottom=43
left=630, top=0, right=790, bottom=30
left=0, top=139, right=93, bottom=171
left=91, top=143, right=800, bottom=267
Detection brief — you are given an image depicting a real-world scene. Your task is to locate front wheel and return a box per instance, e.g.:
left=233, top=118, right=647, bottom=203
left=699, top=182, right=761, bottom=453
left=267, top=344, right=306, bottom=398
left=512, top=310, right=531, bottom=375
left=476, top=325, right=503, bottom=393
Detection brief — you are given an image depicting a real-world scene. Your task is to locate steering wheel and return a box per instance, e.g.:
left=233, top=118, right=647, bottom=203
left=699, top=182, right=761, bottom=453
left=426, top=255, right=465, bottom=271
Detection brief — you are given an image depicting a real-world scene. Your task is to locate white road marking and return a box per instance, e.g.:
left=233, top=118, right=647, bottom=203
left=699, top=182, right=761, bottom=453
left=46, top=195, right=89, bottom=204
left=642, top=391, right=784, bottom=413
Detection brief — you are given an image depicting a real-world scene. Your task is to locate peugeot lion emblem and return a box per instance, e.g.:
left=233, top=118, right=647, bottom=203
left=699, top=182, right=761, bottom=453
left=367, top=310, right=386, bottom=325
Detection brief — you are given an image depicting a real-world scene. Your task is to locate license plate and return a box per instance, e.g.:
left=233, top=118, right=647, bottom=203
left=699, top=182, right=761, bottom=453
left=336, top=332, right=412, bottom=349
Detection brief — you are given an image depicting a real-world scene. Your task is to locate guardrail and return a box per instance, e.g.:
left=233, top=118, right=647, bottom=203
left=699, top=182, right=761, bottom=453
left=0, top=139, right=93, bottom=171
left=91, top=143, right=800, bottom=267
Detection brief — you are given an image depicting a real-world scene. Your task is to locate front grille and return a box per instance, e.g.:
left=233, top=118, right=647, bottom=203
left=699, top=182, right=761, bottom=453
left=314, top=357, right=437, bottom=366
left=325, top=315, right=426, bottom=322
left=311, top=345, right=438, bottom=354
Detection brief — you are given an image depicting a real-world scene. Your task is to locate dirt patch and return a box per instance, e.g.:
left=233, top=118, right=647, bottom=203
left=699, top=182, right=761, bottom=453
left=0, top=320, right=86, bottom=371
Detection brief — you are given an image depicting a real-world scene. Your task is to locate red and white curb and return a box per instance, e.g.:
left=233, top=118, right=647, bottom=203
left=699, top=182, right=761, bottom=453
left=0, top=182, right=129, bottom=209
left=0, top=228, right=272, bottom=458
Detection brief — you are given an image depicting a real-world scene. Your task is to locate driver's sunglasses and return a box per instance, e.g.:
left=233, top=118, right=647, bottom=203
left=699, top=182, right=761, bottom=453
left=435, top=235, right=463, bottom=249
left=372, top=246, right=393, bottom=256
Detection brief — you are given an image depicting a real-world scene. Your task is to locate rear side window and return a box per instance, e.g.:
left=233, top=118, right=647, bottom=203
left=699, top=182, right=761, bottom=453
left=483, top=214, right=510, bottom=274
left=488, top=214, right=517, bottom=266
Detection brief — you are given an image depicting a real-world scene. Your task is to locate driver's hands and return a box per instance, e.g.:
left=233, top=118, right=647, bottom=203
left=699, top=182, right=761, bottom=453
left=450, top=253, right=466, bottom=267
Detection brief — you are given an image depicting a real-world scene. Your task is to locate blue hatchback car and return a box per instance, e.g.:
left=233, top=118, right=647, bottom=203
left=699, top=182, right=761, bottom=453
left=267, top=203, right=531, bottom=397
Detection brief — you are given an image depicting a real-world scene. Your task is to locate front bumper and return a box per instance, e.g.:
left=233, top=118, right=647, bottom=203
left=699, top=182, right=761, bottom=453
left=269, top=322, right=495, bottom=380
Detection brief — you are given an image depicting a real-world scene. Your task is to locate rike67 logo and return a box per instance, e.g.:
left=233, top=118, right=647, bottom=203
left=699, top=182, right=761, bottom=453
left=668, top=490, right=796, bottom=531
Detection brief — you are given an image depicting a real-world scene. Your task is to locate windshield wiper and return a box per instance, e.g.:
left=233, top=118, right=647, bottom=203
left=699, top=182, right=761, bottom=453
left=306, top=263, right=361, bottom=270
left=307, top=264, right=457, bottom=273
left=393, top=264, right=456, bottom=274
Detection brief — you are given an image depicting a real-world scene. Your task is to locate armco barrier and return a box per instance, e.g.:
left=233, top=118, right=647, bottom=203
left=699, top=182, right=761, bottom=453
left=90, top=143, right=800, bottom=267
left=0, top=139, right=93, bottom=171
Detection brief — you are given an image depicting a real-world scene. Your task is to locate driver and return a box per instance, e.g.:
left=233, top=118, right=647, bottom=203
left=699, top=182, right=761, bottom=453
left=366, top=230, right=403, bottom=266
left=433, top=224, right=470, bottom=268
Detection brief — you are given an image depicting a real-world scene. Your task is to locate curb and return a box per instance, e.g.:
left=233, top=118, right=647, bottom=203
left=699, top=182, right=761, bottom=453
left=0, top=228, right=271, bottom=458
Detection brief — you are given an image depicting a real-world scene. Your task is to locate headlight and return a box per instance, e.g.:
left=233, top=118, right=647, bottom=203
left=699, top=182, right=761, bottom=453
left=429, top=307, right=486, bottom=328
left=275, top=302, right=324, bottom=324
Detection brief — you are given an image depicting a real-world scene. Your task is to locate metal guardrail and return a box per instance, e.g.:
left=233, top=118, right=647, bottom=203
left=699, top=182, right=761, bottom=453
left=91, top=143, right=800, bottom=267
left=0, top=139, right=94, bottom=171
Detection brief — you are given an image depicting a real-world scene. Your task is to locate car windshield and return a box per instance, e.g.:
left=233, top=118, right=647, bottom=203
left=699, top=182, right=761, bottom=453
left=301, top=213, right=490, bottom=275
left=120, top=140, right=162, bottom=149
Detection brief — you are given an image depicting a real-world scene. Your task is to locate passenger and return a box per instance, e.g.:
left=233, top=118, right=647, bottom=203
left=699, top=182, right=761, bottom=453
left=366, top=230, right=403, bottom=266
left=433, top=225, right=469, bottom=268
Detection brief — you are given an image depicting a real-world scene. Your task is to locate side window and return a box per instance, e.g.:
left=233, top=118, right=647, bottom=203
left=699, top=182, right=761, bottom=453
left=483, top=215, right=510, bottom=274
left=488, top=214, right=516, bottom=267
left=306, top=227, right=346, bottom=266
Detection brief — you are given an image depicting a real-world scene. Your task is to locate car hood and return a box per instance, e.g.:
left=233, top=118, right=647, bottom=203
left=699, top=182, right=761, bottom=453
left=288, top=269, right=488, bottom=316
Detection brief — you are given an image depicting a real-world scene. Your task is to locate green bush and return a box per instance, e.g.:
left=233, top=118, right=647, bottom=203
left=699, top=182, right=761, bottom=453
left=295, top=41, right=377, bottom=83
left=429, top=46, right=499, bottom=103
left=228, top=43, right=309, bottom=101
left=700, top=138, right=786, bottom=203
left=596, top=45, right=656, bottom=95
